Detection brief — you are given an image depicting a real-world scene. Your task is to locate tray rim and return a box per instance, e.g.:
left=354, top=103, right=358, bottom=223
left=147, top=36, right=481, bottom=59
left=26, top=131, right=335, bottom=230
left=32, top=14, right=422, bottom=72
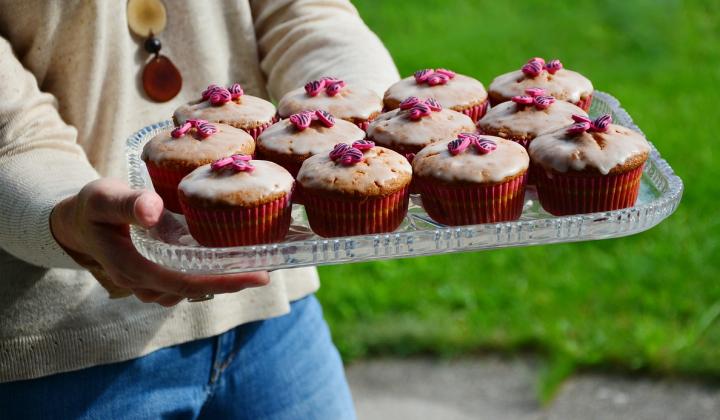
left=126, top=91, right=684, bottom=273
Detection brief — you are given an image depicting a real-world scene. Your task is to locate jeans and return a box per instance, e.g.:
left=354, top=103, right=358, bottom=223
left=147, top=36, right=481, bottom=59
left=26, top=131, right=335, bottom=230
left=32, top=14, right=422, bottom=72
left=0, top=295, right=355, bottom=420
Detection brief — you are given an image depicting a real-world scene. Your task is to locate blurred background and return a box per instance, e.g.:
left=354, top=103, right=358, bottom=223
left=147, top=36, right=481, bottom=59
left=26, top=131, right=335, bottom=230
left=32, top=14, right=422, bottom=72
left=319, top=0, right=720, bottom=399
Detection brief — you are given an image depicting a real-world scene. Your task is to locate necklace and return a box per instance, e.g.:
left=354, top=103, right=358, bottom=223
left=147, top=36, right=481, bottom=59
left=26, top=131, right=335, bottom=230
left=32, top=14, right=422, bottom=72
left=127, top=0, right=182, bottom=102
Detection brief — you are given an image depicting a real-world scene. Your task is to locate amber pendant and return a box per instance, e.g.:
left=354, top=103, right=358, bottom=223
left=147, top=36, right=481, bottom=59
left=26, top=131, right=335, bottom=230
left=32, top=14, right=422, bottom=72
left=142, top=55, right=182, bottom=102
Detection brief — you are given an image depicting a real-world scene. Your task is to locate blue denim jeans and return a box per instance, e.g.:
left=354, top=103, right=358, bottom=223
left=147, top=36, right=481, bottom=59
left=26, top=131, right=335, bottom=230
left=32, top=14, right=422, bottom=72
left=0, top=295, right=355, bottom=420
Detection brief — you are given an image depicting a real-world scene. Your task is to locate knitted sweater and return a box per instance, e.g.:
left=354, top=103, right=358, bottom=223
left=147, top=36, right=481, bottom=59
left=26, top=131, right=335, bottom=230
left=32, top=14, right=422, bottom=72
left=0, top=0, right=399, bottom=382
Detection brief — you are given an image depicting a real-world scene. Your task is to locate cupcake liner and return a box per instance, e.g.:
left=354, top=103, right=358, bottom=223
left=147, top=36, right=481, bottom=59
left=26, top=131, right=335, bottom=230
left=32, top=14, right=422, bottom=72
left=244, top=115, right=278, bottom=140
left=302, top=187, right=410, bottom=237
left=145, top=162, right=193, bottom=213
left=457, top=100, right=490, bottom=123
left=575, top=94, right=593, bottom=112
left=356, top=120, right=370, bottom=131
left=534, top=164, right=644, bottom=216
left=180, top=193, right=292, bottom=247
left=416, top=174, right=527, bottom=225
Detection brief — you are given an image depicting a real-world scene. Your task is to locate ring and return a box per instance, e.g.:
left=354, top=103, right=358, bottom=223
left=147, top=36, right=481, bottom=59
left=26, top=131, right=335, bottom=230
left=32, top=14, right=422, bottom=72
left=187, top=294, right=214, bottom=302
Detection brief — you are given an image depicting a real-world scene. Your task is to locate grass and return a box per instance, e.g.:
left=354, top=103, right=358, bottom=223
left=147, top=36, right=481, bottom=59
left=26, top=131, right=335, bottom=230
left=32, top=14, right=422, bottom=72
left=315, top=0, right=720, bottom=395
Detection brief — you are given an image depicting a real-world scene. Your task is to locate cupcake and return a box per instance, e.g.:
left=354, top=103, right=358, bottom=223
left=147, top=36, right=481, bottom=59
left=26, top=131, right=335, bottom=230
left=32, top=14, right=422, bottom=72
left=413, top=133, right=529, bottom=225
left=366, top=97, right=476, bottom=157
left=141, top=120, right=255, bottom=213
left=488, top=58, right=594, bottom=111
left=178, top=155, right=294, bottom=247
left=256, top=110, right=366, bottom=177
left=297, top=140, right=412, bottom=237
left=477, top=88, right=588, bottom=149
left=277, top=77, right=383, bottom=130
left=383, top=69, right=489, bottom=122
left=173, top=83, right=277, bottom=139
left=529, top=114, right=651, bottom=216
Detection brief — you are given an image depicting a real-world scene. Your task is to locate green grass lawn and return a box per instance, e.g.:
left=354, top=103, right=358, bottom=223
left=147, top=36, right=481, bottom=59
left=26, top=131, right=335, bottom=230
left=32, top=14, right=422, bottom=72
left=317, top=0, right=720, bottom=397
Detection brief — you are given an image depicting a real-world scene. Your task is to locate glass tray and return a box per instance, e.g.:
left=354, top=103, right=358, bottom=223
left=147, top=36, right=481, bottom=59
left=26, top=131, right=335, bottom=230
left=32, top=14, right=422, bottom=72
left=126, top=91, right=683, bottom=274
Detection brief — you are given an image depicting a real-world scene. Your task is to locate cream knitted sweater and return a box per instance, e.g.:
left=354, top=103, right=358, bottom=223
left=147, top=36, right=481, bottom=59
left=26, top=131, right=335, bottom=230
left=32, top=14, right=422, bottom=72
left=0, top=0, right=398, bottom=382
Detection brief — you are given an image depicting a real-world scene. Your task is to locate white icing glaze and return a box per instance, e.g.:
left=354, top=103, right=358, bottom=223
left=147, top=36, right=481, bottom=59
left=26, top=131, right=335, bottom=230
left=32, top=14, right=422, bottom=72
left=297, top=146, right=412, bottom=195
left=488, top=69, right=593, bottom=103
left=384, top=74, right=488, bottom=109
left=477, top=100, right=588, bottom=139
left=257, top=118, right=366, bottom=156
left=529, top=124, right=651, bottom=174
left=179, top=160, right=294, bottom=206
left=367, top=107, right=476, bottom=148
left=141, top=124, right=255, bottom=165
left=174, top=95, right=276, bottom=128
left=277, top=85, right=383, bottom=121
left=413, top=136, right=529, bottom=183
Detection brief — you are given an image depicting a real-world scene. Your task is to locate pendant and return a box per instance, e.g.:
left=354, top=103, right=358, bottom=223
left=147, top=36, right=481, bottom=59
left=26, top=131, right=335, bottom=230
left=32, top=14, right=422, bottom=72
left=142, top=54, right=182, bottom=102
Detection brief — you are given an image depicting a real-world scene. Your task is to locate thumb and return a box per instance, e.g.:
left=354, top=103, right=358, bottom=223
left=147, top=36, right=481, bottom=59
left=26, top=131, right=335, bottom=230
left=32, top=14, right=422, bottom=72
left=83, top=179, right=164, bottom=227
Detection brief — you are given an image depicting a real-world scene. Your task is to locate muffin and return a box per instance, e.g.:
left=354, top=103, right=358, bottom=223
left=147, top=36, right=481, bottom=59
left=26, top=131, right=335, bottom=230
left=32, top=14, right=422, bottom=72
left=173, top=83, right=277, bottom=139
left=488, top=58, right=594, bottom=111
left=256, top=110, right=366, bottom=177
left=366, top=96, right=476, bottom=157
left=141, top=120, right=255, bottom=213
left=277, top=77, right=383, bottom=130
left=297, top=140, right=412, bottom=237
left=413, top=133, right=529, bottom=225
left=477, top=88, right=589, bottom=149
left=383, top=69, right=489, bottom=122
left=529, top=114, right=651, bottom=216
left=178, top=155, right=294, bottom=247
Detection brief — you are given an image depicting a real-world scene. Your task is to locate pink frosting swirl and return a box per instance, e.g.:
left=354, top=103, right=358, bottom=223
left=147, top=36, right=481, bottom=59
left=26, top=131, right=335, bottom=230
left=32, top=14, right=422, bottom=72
left=329, top=140, right=375, bottom=166
left=289, top=110, right=337, bottom=130
left=211, top=154, right=254, bottom=173
left=511, top=87, right=556, bottom=110
left=566, top=114, right=613, bottom=135
left=399, top=96, right=422, bottom=110
left=172, top=119, right=218, bottom=139
left=304, top=77, right=347, bottom=97
left=413, top=68, right=456, bottom=86
left=447, top=133, right=497, bottom=156
left=521, top=58, right=564, bottom=78
left=399, top=97, right=443, bottom=121
left=202, top=83, right=244, bottom=106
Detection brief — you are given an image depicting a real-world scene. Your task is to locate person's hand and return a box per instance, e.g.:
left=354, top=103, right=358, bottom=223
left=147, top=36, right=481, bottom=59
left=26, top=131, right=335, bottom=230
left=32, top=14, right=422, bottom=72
left=50, top=178, right=269, bottom=306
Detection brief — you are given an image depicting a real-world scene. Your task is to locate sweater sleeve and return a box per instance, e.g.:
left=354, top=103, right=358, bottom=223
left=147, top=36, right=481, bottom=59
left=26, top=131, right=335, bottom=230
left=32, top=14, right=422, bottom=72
left=0, top=36, right=99, bottom=269
left=250, top=0, right=400, bottom=100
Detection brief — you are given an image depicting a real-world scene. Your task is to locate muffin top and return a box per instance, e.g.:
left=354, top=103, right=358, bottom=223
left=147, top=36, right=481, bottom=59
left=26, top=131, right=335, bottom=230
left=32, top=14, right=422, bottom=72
left=529, top=114, right=651, bottom=175
left=478, top=88, right=589, bottom=141
left=384, top=69, right=488, bottom=110
left=297, top=140, right=412, bottom=197
left=141, top=121, right=255, bottom=170
left=257, top=110, right=366, bottom=158
left=277, top=77, right=383, bottom=121
left=174, top=83, right=276, bottom=129
left=367, top=97, right=476, bottom=149
left=413, top=133, right=529, bottom=184
left=488, top=58, right=593, bottom=103
left=179, top=156, right=294, bottom=207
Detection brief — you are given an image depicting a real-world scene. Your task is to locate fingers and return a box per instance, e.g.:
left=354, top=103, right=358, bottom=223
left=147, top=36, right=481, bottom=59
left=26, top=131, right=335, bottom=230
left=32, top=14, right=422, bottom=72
left=132, top=289, right=183, bottom=307
left=81, top=179, right=163, bottom=227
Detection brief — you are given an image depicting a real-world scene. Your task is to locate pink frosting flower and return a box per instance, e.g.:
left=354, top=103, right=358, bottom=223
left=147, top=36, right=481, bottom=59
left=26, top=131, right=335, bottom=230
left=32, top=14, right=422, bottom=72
left=399, top=97, right=443, bottom=121
left=201, top=83, right=244, bottom=106
left=289, top=110, right=337, bottom=131
left=211, top=154, right=254, bottom=173
left=413, top=68, right=456, bottom=86
left=521, top=58, right=564, bottom=78
left=447, top=133, right=497, bottom=155
left=566, top=114, right=612, bottom=135
left=304, top=77, right=347, bottom=97
left=171, top=119, right=218, bottom=139
left=329, top=140, right=375, bottom=166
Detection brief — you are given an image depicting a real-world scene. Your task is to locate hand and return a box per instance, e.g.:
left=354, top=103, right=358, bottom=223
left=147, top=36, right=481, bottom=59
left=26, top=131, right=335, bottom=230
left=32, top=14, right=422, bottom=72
left=50, top=178, right=269, bottom=306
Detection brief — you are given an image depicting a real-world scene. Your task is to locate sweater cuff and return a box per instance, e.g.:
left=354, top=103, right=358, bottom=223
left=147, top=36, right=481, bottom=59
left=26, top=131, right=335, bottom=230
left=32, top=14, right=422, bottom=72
left=0, top=152, right=98, bottom=269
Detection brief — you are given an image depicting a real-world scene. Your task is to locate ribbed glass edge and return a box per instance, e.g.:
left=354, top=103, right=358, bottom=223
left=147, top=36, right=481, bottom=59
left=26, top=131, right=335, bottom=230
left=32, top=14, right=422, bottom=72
left=126, top=91, right=684, bottom=273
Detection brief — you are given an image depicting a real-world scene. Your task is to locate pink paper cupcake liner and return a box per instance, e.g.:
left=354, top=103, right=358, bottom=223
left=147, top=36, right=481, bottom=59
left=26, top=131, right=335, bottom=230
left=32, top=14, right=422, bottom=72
left=534, top=164, right=644, bottom=216
left=416, top=174, right=527, bottom=225
left=575, top=93, right=593, bottom=112
left=179, top=193, right=293, bottom=247
left=245, top=115, right=279, bottom=140
left=356, top=120, right=370, bottom=131
left=458, top=100, right=490, bottom=123
left=145, top=162, right=193, bottom=214
left=302, top=187, right=410, bottom=237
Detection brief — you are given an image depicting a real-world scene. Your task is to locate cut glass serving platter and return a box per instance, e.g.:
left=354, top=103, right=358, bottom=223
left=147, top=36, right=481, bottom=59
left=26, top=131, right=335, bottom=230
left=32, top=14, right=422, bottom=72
left=126, top=91, right=683, bottom=274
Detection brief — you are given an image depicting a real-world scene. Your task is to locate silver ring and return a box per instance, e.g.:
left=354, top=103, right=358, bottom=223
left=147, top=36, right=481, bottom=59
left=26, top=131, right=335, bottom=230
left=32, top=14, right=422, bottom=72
left=187, top=294, right=214, bottom=302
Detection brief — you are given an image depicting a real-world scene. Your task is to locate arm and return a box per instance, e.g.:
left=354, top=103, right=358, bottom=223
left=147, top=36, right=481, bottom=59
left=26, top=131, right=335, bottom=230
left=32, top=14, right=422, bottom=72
left=251, top=0, right=399, bottom=99
left=0, top=36, right=267, bottom=305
